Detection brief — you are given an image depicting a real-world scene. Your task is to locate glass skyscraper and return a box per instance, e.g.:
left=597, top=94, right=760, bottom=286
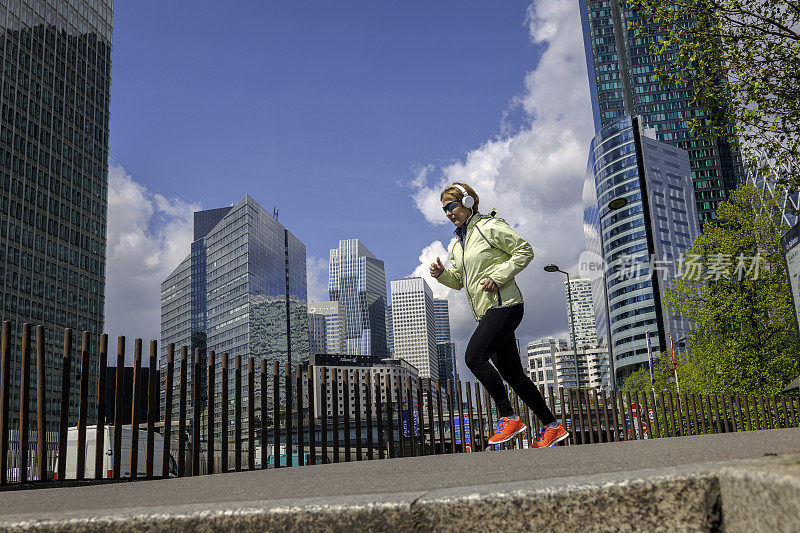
left=579, top=0, right=743, bottom=223
left=161, top=196, right=309, bottom=435
left=0, top=0, right=112, bottom=431
left=328, top=239, right=388, bottom=358
left=584, top=116, right=699, bottom=383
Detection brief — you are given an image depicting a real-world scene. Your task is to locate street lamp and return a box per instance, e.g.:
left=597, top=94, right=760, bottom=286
left=544, top=264, right=581, bottom=389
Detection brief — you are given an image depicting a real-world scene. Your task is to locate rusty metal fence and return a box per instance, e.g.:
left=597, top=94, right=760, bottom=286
left=1, top=322, right=799, bottom=486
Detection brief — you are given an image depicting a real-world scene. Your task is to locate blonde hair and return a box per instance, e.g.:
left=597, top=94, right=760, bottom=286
left=440, top=182, right=479, bottom=212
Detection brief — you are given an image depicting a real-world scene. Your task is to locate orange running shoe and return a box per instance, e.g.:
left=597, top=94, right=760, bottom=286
left=488, top=416, right=527, bottom=445
left=532, top=423, right=569, bottom=448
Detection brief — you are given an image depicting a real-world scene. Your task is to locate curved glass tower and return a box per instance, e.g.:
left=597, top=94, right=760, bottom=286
left=585, top=116, right=699, bottom=383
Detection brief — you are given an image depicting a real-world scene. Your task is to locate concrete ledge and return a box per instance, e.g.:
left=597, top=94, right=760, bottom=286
left=719, top=457, right=800, bottom=533
left=0, top=467, right=724, bottom=532
left=416, top=470, right=721, bottom=531
left=1, top=438, right=798, bottom=532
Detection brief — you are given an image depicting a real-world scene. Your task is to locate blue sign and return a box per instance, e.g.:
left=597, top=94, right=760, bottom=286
left=453, top=417, right=471, bottom=445
left=402, top=408, right=419, bottom=437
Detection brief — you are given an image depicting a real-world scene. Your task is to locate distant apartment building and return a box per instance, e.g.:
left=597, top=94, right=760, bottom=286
left=433, top=298, right=457, bottom=385
left=527, top=338, right=567, bottom=390
left=554, top=342, right=612, bottom=390
left=390, top=278, right=438, bottom=380
left=160, top=196, right=308, bottom=440
left=308, top=301, right=345, bottom=355
left=309, top=354, right=418, bottom=419
left=528, top=338, right=611, bottom=390
left=329, top=239, right=388, bottom=357
left=564, top=277, right=597, bottom=348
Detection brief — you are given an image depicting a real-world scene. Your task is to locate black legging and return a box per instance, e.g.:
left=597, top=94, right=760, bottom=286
left=465, top=304, right=556, bottom=424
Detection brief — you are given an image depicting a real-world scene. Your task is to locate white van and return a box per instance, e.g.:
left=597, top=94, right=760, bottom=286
left=63, top=425, right=177, bottom=479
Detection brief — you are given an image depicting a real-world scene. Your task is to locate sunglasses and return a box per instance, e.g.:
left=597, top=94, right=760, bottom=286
left=442, top=201, right=460, bottom=213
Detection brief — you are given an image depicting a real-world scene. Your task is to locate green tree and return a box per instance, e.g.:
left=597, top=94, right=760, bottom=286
left=642, top=184, right=800, bottom=395
left=623, top=351, right=678, bottom=393
left=625, top=0, right=800, bottom=189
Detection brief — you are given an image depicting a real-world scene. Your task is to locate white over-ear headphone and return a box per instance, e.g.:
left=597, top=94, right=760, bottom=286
left=451, top=183, right=475, bottom=209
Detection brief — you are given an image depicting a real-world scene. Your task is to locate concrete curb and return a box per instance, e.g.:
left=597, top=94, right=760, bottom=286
left=0, top=466, right=723, bottom=532
left=1, top=455, right=798, bottom=532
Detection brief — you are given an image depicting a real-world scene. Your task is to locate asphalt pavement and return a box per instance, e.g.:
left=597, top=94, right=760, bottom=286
left=0, top=428, right=798, bottom=518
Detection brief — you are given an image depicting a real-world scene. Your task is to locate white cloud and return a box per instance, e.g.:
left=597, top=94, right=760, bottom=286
left=104, top=165, right=199, bottom=363
left=306, top=255, right=330, bottom=303
left=410, top=164, right=435, bottom=189
left=409, top=0, right=596, bottom=378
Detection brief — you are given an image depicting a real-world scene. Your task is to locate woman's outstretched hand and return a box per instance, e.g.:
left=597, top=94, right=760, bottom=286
left=430, top=257, right=444, bottom=278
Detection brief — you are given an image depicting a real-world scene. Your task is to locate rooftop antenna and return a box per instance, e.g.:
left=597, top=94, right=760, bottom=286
left=273, top=207, right=279, bottom=220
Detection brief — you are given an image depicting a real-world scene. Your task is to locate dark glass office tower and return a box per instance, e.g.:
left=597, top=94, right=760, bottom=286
left=161, top=196, right=309, bottom=440
left=579, top=0, right=743, bottom=224
left=0, top=1, right=113, bottom=431
left=433, top=298, right=457, bottom=385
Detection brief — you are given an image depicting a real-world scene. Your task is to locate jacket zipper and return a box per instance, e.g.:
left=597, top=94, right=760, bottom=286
left=474, top=219, right=502, bottom=307
left=459, top=237, right=477, bottom=320
left=474, top=223, right=494, bottom=249
left=459, top=215, right=501, bottom=319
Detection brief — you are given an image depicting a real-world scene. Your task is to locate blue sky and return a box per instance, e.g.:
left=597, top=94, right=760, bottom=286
left=109, top=0, right=540, bottom=276
left=104, top=0, right=596, bottom=370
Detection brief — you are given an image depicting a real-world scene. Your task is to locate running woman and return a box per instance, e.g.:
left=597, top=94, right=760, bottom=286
left=430, top=182, right=569, bottom=448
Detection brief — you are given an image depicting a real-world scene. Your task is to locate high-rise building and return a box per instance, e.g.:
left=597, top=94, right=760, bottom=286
left=583, top=116, right=699, bottom=383
left=328, top=239, right=388, bottom=357
left=433, top=298, right=457, bottom=385
left=307, top=301, right=345, bottom=355
left=390, top=278, right=438, bottom=379
left=579, top=0, right=743, bottom=223
left=161, top=196, right=308, bottom=437
left=0, top=1, right=113, bottom=431
left=564, top=277, right=598, bottom=348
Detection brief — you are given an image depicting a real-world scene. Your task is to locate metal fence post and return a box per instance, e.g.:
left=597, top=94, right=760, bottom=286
left=36, top=326, right=48, bottom=481
left=20, top=324, right=32, bottom=482
left=76, top=331, right=91, bottom=480
left=130, top=339, right=142, bottom=479
left=147, top=340, right=158, bottom=478
left=0, top=321, right=11, bottom=484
